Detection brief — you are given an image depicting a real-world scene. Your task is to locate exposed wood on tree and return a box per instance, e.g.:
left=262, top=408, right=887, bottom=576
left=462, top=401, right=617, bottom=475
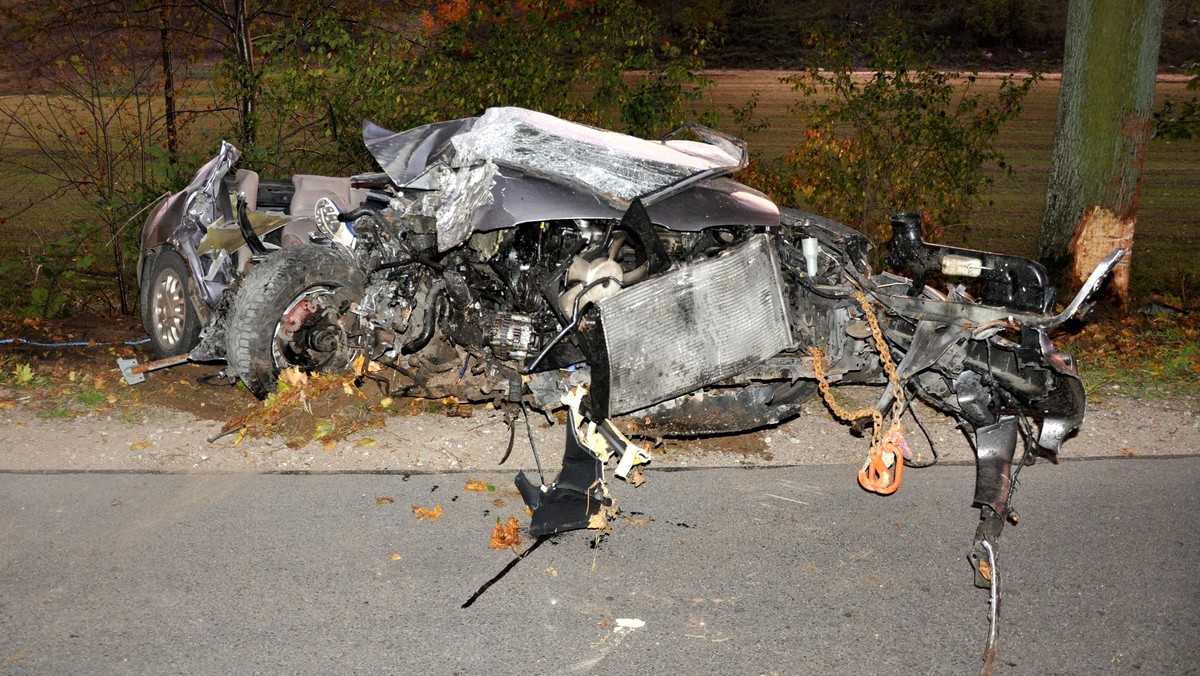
left=1039, top=0, right=1165, bottom=310
left=1069, top=206, right=1134, bottom=306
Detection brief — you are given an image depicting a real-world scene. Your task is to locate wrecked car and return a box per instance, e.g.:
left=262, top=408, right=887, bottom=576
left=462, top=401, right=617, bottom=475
left=133, top=107, right=1123, bottom=656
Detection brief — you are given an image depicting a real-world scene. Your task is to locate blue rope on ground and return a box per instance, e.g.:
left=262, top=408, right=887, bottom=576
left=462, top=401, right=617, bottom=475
left=0, top=337, right=151, bottom=348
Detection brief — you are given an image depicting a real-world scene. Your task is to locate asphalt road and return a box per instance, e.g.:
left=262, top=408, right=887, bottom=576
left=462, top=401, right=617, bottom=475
left=2, top=457, right=1198, bottom=675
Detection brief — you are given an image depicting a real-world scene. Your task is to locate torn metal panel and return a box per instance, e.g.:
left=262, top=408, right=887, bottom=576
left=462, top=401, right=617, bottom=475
left=362, top=117, right=476, bottom=186
left=973, top=416, right=1018, bottom=515
left=449, top=107, right=742, bottom=205
left=618, top=381, right=818, bottom=436
left=404, top=161, right=500, bottom=252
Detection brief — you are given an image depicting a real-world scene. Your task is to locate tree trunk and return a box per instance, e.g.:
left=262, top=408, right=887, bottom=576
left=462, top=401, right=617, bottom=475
left=160, top=6, right=178, bottom=165
left=233, top=0, right=257, bottom=147
left=1038, top=0, right=1165, bottom=310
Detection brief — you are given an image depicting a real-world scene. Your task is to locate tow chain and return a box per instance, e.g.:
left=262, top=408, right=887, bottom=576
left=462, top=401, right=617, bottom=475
left=808, top=289, right=908, bottom=495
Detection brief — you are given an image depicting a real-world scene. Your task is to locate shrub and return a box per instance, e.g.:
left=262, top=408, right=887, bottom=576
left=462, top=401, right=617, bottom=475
left=754, top=21, right=1038, bottom=246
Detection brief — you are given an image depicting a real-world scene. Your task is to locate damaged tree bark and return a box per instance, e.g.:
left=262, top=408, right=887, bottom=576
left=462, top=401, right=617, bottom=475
left=1038, top=0, right=1165, bottom=310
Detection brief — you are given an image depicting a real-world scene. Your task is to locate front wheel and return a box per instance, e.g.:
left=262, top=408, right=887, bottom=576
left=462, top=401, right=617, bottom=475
left=224, top=244, right=366, bottom=399
left=142, top=248, right=202, bottom=358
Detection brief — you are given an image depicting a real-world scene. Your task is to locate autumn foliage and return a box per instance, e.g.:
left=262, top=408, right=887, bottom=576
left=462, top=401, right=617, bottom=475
left=743, top=21, right=1038, bottom=247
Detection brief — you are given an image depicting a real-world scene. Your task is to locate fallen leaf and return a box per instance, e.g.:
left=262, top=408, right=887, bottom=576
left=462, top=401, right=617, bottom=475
left=489, top=516, right=522, bottom=549
left=412, top=504, right=443, bottom=520
left=355, top=438, right=378, bottom=448
left=129, top=441, right=152, bottom=451
left=313, top=419, right=334, bottom=440
left=587, top=511, right=612, bottom=532
left=379, top=397, right=393, bottom=409
left=978, top=559, right=992, bottom=582
left=620, top=514, right=650, bottom=527
left=545, top=566, right=558, bottom=577
left=629, top=467, right=646, bottom=487
left=279, top=367, right=308, bottom=389
left=524, top=506, right=533, bottom=517
left=1118, top=447, right=1136, bottom=457
left=465, top=478, right=494, bottom=492
left=376, top=497, right=395, bottom=505
left=491, top=498, right=507, bottom=507
left=388, top=552, right=402, bottom=561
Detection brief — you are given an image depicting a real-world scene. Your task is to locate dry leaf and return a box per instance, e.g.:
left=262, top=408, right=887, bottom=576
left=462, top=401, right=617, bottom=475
left=490, top=517, right=522, bottom=549
left=388, top=552, right=402, bottom=561
left=620, top=514, right=650, bottom=527
left=376, top=497, right=395, bottom=505
left=379, top=397, right=393, bottom=409
left=355, top=438, right=378, bottom=448
left=129, top=441, right=152, bottom=451
left=978, top=559, right=992, bottom=582
left=491, top=498, right=507, bottom=507
left=1118, top=447, right=1135, bottom=457
left=279, top=367, right=308, bottom=389
left=322, top=439, right=337, bottom=452
left=412, top=504, right=443, bottom=520
left=587, top=511, right=612, bottom=533
left=465, top=478, right=494, bottom=492
left=629, top=467, right=646, bottom=487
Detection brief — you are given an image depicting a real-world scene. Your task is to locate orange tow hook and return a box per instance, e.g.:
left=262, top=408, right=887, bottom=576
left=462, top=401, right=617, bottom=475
left=858, top=426, right=907, bottom=495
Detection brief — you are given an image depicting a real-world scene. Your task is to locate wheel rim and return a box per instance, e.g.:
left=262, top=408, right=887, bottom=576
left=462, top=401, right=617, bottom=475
left=271, top=286, right=340, bottom=371
left=152, top=268, right=187, bottom=350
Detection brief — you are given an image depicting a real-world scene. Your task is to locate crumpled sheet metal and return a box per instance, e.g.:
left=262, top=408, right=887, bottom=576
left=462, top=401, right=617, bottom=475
left=451, top=107, right=741, bottom=205
left=406, top=161, right=501, bottom=252
left=362, top=118, right=476, bottom=187
left=369, top=107, right=748, bottom=251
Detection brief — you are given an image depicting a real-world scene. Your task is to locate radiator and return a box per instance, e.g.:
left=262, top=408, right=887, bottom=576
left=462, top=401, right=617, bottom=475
left=585, top=233, right=793, bottom=418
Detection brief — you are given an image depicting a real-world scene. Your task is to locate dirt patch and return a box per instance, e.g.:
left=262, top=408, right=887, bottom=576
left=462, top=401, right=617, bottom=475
left=2, top=314, right=1199, bottom=476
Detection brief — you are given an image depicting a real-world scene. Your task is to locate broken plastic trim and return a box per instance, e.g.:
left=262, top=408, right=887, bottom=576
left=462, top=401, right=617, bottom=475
left=515, top=408, right=609, bottom=537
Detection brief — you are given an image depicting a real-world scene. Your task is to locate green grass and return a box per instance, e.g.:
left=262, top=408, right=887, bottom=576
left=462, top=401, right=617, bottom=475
left=1061, top=313, right=1200, bottom=399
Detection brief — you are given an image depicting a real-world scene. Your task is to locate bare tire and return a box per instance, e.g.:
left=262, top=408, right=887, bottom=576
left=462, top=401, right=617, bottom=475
left=141, top=248, right=202, bottom=358
left=224, top=244, right=366, bottom=399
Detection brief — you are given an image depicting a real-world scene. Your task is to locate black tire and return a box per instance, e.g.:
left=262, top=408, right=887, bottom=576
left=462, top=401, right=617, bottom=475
left=141, top=248, right=202, bottom=358
left=224, top=244, right=365, bottom=399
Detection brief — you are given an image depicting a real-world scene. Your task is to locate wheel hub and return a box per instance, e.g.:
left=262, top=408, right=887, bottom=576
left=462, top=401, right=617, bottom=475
left=272, top=288, right=358, bottom=373
left=152, top=269, right=187, bottom=349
